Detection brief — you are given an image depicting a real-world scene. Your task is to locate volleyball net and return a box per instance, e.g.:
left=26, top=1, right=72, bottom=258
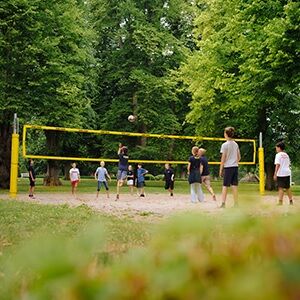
left=22, top=124, right=256, bottom=165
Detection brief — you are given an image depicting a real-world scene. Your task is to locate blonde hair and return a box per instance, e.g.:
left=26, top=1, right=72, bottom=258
left=198, top=148, right=206, bottom=155
left=100, top=161, right=105, bottom=167
left=192, top=146, right=199, bottom=156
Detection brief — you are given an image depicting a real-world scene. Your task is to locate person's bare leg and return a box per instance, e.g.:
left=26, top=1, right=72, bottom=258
left=116, top=181, right=120, bottom=200
left=278, top=187, right=284, bottom=205
left=286, top=188, right=293, bottom=204
left=221, top=186, right=228, bottom=207
left=232, top=185, right=238, bottom=206
left=106, top=190, right=110, bottom=198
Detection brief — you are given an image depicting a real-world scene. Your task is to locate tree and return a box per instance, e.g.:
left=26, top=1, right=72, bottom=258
left=181, top=0, right=300, bottom=189
left=90, top=0, right=197, bottom=165
left=0, top=0, right=96, bottom=187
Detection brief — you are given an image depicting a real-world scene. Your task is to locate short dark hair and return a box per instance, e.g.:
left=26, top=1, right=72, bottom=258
left=276, top=141, right=285, bottom=150
left=224, top=127, right=235, bottom=138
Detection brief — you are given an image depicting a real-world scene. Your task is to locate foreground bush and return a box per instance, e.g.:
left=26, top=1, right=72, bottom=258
left=1, top=211, right=300, bottom=299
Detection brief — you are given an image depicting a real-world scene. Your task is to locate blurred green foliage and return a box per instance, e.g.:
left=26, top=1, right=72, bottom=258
left=1, top=200, right=300, bottom=299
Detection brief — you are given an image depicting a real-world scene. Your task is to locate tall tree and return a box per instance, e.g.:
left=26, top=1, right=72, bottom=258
left=182, top=0, right=300, bottom=189
left=90, top=0, right=196, bottom=163
left=0, top=0, right=96, bottom=187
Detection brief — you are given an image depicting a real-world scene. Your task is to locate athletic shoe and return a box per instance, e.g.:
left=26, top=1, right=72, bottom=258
left=212, top=195, right=216, bottom=201
left=140, top=194, right=145, bottom=197
left=170, top=193, right=173, bottom=196
left=115, top=194, right=119, bottom=201
left=220, top=202, right=225, bottom=208
left=277, top=200, right=283, bottom=206
left=290, top=200, right=293, bottom=205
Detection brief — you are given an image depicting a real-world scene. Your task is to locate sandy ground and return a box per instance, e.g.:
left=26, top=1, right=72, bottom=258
left=3, top=192, right=299, bottom=220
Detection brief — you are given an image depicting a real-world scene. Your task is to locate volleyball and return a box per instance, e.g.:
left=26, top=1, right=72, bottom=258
left=128, top=115, right=136, bottom=122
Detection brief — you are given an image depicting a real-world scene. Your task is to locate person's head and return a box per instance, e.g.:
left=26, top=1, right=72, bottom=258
left=72, top=162, right=76, bottom=168
left=100, top=161, right=105, bottom=167
left=29, top=159, right=34, bottom=166
left=165, top=163, right=170, bottom=169
left=198, top=148, right=206, bottom=156
left=128, top=165, right=133, bottom=171
left=224, top=127, right=235, bottom=139
left=122, top=146, right=128, bottom=155
left=192, top=146, right=199, bottom=156
left=276, top=141, right=285, bottom=152
left=138, top=163, right=142, bottom=169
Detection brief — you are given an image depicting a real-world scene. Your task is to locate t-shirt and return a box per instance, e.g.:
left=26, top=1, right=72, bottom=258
left=127, top=170, right=134, bottom=180
left=95, top=167, right=108, bottom=181
left=274, top=152, right=291, bottom=177
left=220, top=140, right=240, bottom=168
left=200, top=156, right=209, bottom=176
left=28, top=165, right=36, bottom=180
left=188, top=156, right=201, bottom=170
left=164, top=168, right=174, bottom=181
left=137, top=168, right=147, bottom=183
left=118, top=154, right=129, bottom=171
left=69, top=168, right=80, bottom=181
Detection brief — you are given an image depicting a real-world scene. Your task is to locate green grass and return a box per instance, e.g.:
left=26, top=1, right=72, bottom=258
left=1, top=201, right=300, bottom=299
left=0, top=200, right=151, bottom=258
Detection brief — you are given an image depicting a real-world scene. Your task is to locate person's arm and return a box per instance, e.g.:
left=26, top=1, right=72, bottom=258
left=200, top=162, right=203, bottom=175
left=219, top=152, right=226, bottom=177
left=187, top=162, right=191, bottom=174
left=237, top=147, right=241, bottom=162
left=107, top=172, right=111, bottom=181
left=118, top=143, right=123, bottom=155
left=69, top=169, right=72, bottom=181
left=78, top=170, right=80, bottom=181
left=171, top=173, right=174, bottom=181
left=142, top=169, right=148, bottom=176
left=274, top=164, right=280, bottom=181
left=94, top=170, right=98, bottom=180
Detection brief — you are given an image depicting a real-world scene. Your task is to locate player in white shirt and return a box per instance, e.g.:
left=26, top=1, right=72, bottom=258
left=69, top=162, right=80, bottom=197
left=273, top=142, right=293, bottom=205
left=219, top=127, right=241, bottom=208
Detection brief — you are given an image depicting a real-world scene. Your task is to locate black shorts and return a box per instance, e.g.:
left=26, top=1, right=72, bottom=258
left=165, top=180, right=174, bottom=190
left=137, top=181, right=145, bottom=188
left=277, top=176, right=290, bottom=189
left=29, top=179, right=35, bottom=187
left=223, top=167, right=238, bottom=187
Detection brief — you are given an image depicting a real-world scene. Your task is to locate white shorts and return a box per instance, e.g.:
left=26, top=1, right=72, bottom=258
left=127, top=179, right=134, bottom=186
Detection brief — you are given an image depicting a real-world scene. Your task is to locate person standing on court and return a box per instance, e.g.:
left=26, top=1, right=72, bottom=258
left=187, top=146, right=204, bottom=203
left=28, top=159, right=36, bottom=199
left=273, top=141, right=294, bottom=205
left=198, top=148, right=216, bottom=201
left=69, top=162, right=80, bottom=198
left=116, top=143, right=129, bottom=201
left=219, top=127, right=241, bottom=208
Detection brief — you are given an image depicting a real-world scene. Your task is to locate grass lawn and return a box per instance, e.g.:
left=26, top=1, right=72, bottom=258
left=1, top=177, right=299, bottom=196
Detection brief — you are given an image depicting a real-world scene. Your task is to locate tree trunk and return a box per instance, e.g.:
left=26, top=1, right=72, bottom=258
left=43, top=160, right=62, bottom=186
left=63, top=162, right=70, bottom=180
left=43, top=131, right=62, bottom=186
left=265, top=162, right=275, bottom=191
left=0, top=123, right=12, bottom=189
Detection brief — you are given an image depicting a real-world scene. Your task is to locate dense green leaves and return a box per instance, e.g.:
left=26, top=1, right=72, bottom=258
left=182, top=0, right=300, bottom=188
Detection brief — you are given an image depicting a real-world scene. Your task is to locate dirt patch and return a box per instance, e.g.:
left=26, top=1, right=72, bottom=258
left=2, top=192, right=299, bottom=220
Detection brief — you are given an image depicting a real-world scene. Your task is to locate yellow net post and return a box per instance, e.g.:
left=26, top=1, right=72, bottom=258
left=258, top=132, right=265, bottom=195
left=10, top=114, right=19, bottom=198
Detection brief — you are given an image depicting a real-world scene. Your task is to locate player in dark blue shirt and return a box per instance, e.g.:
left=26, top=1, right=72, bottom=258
left=164, top=163, right=174, bottom=196
left=116, top=143, right=129, bottom=200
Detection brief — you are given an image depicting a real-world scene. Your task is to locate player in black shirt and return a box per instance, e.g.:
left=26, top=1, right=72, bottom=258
left=28, top=159, right=36, bottom=198
left=127, top=165, right=135, bottom=195
left=164, top=163, right=174, bottom=196
left=116, top=143, right=129, bottom=200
